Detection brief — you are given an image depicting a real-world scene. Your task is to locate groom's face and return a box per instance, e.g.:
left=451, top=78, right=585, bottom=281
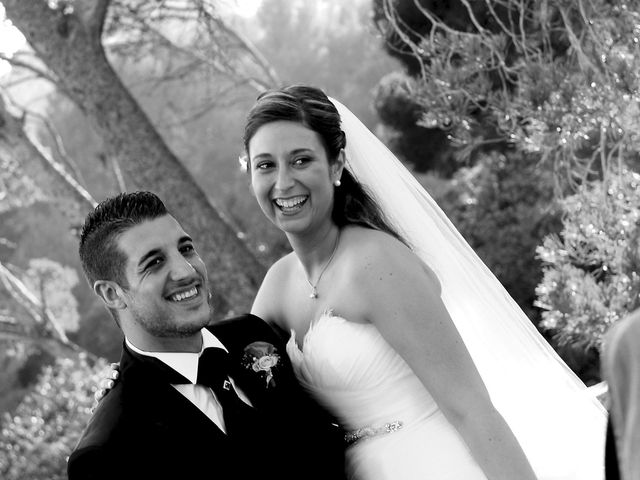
left=116, top=214, right=211, bottom=341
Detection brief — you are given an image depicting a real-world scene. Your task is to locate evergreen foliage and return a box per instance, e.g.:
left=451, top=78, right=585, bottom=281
left=0, top=354, right=109, bottom=480
left=536, top=170, right=640, bottom=349
left=373, top=0, right=640, bottom=182
left=373, top=0, right=640, bottom=361
left=438, top=151, right=561, bottom=322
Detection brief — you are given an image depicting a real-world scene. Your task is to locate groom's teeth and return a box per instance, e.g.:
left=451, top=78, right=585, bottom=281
left=170, top=287, right=198, bottom=302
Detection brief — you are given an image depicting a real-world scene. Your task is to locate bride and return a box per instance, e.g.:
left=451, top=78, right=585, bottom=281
left=244, top=84, right=606, bottom=479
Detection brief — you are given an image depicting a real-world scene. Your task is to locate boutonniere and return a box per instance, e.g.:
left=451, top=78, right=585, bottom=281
left=242, top=341, right=280, bottom=388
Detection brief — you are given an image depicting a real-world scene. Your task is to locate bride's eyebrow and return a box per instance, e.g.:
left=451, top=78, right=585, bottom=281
left=290, top=148, right=314, bottom=155
left=251, top=153, right=272, bottom=162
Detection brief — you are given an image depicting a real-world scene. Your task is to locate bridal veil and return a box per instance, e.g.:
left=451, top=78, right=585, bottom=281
left=331, top=98, right=607, bottom=480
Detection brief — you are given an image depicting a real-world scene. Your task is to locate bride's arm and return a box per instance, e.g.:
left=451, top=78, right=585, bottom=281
left=353, top=233, right=538, bottom=480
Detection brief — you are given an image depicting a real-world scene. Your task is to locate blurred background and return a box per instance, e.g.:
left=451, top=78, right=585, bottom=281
left=0, top=0, right=639, bottom=477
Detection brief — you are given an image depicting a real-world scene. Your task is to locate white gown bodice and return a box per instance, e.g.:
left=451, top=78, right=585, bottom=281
left=287, top=313, right=439, bottom=430
left=287, top=312, right=488, bottom=480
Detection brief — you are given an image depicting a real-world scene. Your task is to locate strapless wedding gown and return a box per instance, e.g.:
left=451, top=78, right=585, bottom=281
left=286, top=313, right=488, bottom=480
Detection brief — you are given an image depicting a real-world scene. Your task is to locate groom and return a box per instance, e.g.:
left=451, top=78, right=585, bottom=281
left=67, top=191, right=346, bottom=480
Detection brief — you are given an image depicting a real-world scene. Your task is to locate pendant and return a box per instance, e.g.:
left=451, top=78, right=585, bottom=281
left=309, top=287, right=318, bottom=299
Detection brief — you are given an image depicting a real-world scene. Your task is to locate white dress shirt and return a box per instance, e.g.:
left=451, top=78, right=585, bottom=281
left=126, top=329, right=252, bottom=434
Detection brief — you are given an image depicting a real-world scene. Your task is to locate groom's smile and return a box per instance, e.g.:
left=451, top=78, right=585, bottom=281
left=164, top=282, right=207, bottom=310
left=116, top=214, right=211, bottom=348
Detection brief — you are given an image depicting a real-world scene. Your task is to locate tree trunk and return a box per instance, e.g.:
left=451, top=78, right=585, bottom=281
left=0, top=95, right=95, bottom=227
left=3, top=0, right=267, bottom=318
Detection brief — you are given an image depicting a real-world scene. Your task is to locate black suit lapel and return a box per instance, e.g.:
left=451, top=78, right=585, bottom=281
left=205, top=331, right=269, bottom=408
left=205, top=315, right=348, bottom=480
left=120, top=344, right=228, bottom=441
left=208, top=316, right=294, bottom=409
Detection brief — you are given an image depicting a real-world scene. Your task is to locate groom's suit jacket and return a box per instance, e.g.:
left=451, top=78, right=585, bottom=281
left=67, top=314, right=347, bottom=480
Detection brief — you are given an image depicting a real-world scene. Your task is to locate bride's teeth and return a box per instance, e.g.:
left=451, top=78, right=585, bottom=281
left=170, top=287, right=198, bottom=302
left=275, top=196, right=306, bottom=208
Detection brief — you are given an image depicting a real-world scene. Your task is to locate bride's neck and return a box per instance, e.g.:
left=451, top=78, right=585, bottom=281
left=288, top=224, right=341, bottom=275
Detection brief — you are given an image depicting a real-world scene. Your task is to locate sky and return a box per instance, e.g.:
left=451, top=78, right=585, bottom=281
left=0, top=1, right=263, bottom=76
left=0, top=5, right=25, bottom=77
left=227, top=0, right=263, bottom=17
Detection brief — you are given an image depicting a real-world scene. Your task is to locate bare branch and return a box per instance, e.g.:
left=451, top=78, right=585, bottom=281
left=0, top=261, right=73, bottom=347
left=75, top=0, right=112, bottom=39
left=0, top=53, right=60, bottom=86
left=0, top=93, right=97, bottom=222
left=203, top=9, right=280, bottom=88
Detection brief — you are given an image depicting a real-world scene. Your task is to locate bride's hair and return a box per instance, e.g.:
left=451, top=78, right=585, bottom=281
left=243, top=84, right=406, bottom=244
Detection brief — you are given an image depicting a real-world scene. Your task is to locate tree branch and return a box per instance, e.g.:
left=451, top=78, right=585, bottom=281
left=0, top=93, right=97, bottom=225
left=75, top=0, right=112, bottom=40
left=0, top=52, right=60, bottom=87
left=0, top=261, right=73, bottom=347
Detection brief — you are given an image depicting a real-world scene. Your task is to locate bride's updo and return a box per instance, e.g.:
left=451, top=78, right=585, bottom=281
left=243, top=84, right=405, bottom=243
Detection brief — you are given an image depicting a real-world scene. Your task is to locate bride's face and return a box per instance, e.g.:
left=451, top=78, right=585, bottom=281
left=248, top=120, right=341, bottom=236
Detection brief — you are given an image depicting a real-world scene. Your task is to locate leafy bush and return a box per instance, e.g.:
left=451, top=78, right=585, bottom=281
left=437, top=150, right=561, bottom=322
left=536, top=170, right=640, bottom=350
left=0, top=353, right=110, bottom=480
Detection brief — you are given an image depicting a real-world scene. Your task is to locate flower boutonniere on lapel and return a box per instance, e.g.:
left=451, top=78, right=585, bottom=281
left=242, top=341, right=280, bottom=388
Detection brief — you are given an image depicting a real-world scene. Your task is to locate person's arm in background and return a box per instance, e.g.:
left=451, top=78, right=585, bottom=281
left=603, top=310, right=640, bottom=480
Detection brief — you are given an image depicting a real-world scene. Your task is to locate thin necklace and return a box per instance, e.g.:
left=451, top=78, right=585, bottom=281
left=306, top=230, right=340, bottom=300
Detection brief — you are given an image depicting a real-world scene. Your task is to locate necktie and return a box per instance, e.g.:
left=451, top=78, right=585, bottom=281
left=197, top=347, right=258, bottom=435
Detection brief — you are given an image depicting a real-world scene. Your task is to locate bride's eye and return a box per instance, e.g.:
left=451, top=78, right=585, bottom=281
left=293, top=156, right=310, bottom=166
left=255, top=160, right=274, bottom=170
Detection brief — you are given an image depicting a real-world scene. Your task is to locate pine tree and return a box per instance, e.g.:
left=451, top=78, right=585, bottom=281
left=373, top=1, right=640, bottom=182
left=374, top=0, right=640, bottom=369
left=536, top=170, right=640, bottom=350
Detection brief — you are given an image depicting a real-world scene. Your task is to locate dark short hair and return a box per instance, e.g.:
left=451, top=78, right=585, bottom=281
left=243, top=84, right=406, bottom=243
left=79, top=191, right=169, bottom=288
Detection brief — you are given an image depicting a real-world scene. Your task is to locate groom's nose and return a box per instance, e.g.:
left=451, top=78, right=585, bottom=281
left=168, top=254, right=197, bottom=281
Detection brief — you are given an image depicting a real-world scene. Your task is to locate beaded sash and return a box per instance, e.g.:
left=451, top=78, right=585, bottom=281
left=344, top=420, right=404, bottom=446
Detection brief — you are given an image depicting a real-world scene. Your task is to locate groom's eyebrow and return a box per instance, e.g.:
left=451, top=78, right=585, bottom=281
left=137, top=236, right=193, bottom=267
left=137, top=248, right=162, bottom=268
left=178, top=235, right=193, bottom=245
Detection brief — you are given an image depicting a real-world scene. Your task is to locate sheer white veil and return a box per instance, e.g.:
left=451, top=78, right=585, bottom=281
left=330, top=98, right=607, bottom=479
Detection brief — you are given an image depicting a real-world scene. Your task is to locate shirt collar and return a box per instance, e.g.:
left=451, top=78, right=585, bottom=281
left=126, top=329, right=228, bottom=384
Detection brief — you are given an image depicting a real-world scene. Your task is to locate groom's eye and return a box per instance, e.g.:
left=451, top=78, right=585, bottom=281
left=180, top=244, right=195, bottom=255
left=144, top=257, right=163, bottom=270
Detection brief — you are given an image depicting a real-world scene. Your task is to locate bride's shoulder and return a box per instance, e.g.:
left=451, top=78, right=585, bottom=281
left=342, top=225, right=440, bottom=289
left=342, top=225, right=412, bottom=262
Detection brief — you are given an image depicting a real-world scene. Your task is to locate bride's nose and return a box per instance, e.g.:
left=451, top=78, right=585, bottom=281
left=275, top=165, right=295, bottom=191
